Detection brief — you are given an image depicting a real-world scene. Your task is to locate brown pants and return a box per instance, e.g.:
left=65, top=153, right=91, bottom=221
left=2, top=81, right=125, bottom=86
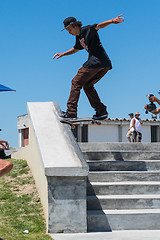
left=67, top=66, right=109, bottom=115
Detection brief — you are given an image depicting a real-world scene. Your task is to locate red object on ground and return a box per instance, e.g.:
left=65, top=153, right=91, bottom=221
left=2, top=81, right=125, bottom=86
left=0, top=159, right=13, bottom=177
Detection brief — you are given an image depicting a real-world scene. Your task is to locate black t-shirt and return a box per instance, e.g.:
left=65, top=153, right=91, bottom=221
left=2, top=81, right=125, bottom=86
left=74, top=24, right=112, bottom=69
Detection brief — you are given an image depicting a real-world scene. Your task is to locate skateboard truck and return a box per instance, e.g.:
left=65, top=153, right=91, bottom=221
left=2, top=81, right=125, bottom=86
left=60, top=119, right=76, bottom=129
left=60, top=118, right=102, bottom=129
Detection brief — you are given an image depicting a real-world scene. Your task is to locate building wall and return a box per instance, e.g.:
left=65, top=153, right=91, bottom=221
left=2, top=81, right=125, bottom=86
left=88, top=124, right=153, bottom=143
left=122, top=125, right=129, bottom=142
left=141, top=125, right=151, bottom=142
left=17, top=114, right=160, bottom=144
left=88, top=125, right=119, bottom=142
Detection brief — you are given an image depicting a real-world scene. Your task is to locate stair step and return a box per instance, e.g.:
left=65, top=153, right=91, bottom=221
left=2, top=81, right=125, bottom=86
left=83, top=151, right=160, bottom=161
left=87, top=159, right=160, bottom=162
left=88, top=171, right=160, bottom=182
left=87, top=181, right=160, bottom=195
left=87, top=160, right=160, bottom=171
left=87, top=195, right=160, bottom=210
left=83, top=142, right=160, bottom=231
left=79, top=142, right=160, bottom=152
left=87, top=209, right=160, bottom=231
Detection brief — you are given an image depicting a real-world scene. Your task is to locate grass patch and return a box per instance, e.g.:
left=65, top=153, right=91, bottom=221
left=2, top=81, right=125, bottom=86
left=0, top=159, right=53, bottom=240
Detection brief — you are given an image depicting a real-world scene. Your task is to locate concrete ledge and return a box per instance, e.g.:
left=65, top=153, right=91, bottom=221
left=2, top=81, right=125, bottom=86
left=12, top=102, right=89, bottom=233
left=27, top=102, right=88, bottom=176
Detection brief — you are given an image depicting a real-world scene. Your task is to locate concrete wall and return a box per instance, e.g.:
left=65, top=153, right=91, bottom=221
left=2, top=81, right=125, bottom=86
left=88, top=125, right=119, bottom=142
left=88, top=122, right=158, bottom=143
left=142, top=125, right=151, bottom=142
left=122, top=125, right=129, bottom=142
left=12, top=102, right=89, bottom=233
left=12, top=121, right=49, bottom=225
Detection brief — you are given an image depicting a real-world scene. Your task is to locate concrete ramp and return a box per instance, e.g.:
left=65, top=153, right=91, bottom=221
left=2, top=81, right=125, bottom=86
left=12, top=102, right=89, bottom=233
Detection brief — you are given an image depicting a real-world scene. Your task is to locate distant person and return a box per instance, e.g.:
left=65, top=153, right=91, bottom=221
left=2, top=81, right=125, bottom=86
left=144, top=95, right=160, bottom=115
left=0, top=139, right=12, bottom=177
left=0, top=139, right=9, bottom=150
left=126, top=113, right=134, bottom=142
left=132, top=112, right=142, bottom=142
left=53, top=15, right=124, bottom=120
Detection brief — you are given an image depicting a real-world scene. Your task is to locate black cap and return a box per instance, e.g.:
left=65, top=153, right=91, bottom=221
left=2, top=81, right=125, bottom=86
left=61, top=17, right=77, bottom=31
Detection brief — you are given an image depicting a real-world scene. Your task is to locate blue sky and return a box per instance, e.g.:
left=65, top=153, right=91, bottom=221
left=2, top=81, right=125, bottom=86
left=0, top=0, right=160, bottom=146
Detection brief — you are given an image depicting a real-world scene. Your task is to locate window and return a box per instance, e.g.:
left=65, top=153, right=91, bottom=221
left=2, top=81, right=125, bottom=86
left=71, top=124, right=88, bottom=142
left=82, top=125, right=88, bottom=142
left=151, top=126, right=157, bottom=142
left=22, top=128, right=29, bottom=147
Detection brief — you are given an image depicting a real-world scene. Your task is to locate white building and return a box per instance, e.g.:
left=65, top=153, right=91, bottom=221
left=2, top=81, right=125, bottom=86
left=17, top=114, right=160, bottom=147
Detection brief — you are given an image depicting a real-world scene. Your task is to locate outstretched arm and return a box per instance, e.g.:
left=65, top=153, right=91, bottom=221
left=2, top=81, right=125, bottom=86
left=95, top=14, right=124, bottom=30
left=52, top=47, right=79, bottom=60
left=151, top=108, right=160, bottom=115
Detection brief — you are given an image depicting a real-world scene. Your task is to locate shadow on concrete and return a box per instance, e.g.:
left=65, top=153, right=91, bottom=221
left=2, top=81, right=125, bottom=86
left=88, top=160, right=148, bottom=171
left=87, top=181, right=112, bottom=232
left=112, top=151, right=124, bottom=160
left=87, top=206, right=112, bottom=232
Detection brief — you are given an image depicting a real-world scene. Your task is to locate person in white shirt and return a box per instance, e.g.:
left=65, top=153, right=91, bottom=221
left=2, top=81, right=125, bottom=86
left=126, top=113, right=134, bottom=142
left=132, top=112, right=143, bottom=142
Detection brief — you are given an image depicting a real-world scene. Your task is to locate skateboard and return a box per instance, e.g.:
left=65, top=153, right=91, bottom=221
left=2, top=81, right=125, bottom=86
left=60, top=117, right=103, bottom=129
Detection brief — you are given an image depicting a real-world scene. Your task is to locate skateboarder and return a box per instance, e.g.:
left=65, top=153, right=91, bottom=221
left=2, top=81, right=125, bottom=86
left=53, top=15, right=124, bottom=119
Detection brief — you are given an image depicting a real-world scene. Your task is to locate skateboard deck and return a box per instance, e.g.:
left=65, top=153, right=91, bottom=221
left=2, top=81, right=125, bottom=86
left=60, top=117, right=103, bottom=129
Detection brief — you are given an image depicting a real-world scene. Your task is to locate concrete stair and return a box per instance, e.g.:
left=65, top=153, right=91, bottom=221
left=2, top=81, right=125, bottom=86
left=79, top=142, right=160, bottom=232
